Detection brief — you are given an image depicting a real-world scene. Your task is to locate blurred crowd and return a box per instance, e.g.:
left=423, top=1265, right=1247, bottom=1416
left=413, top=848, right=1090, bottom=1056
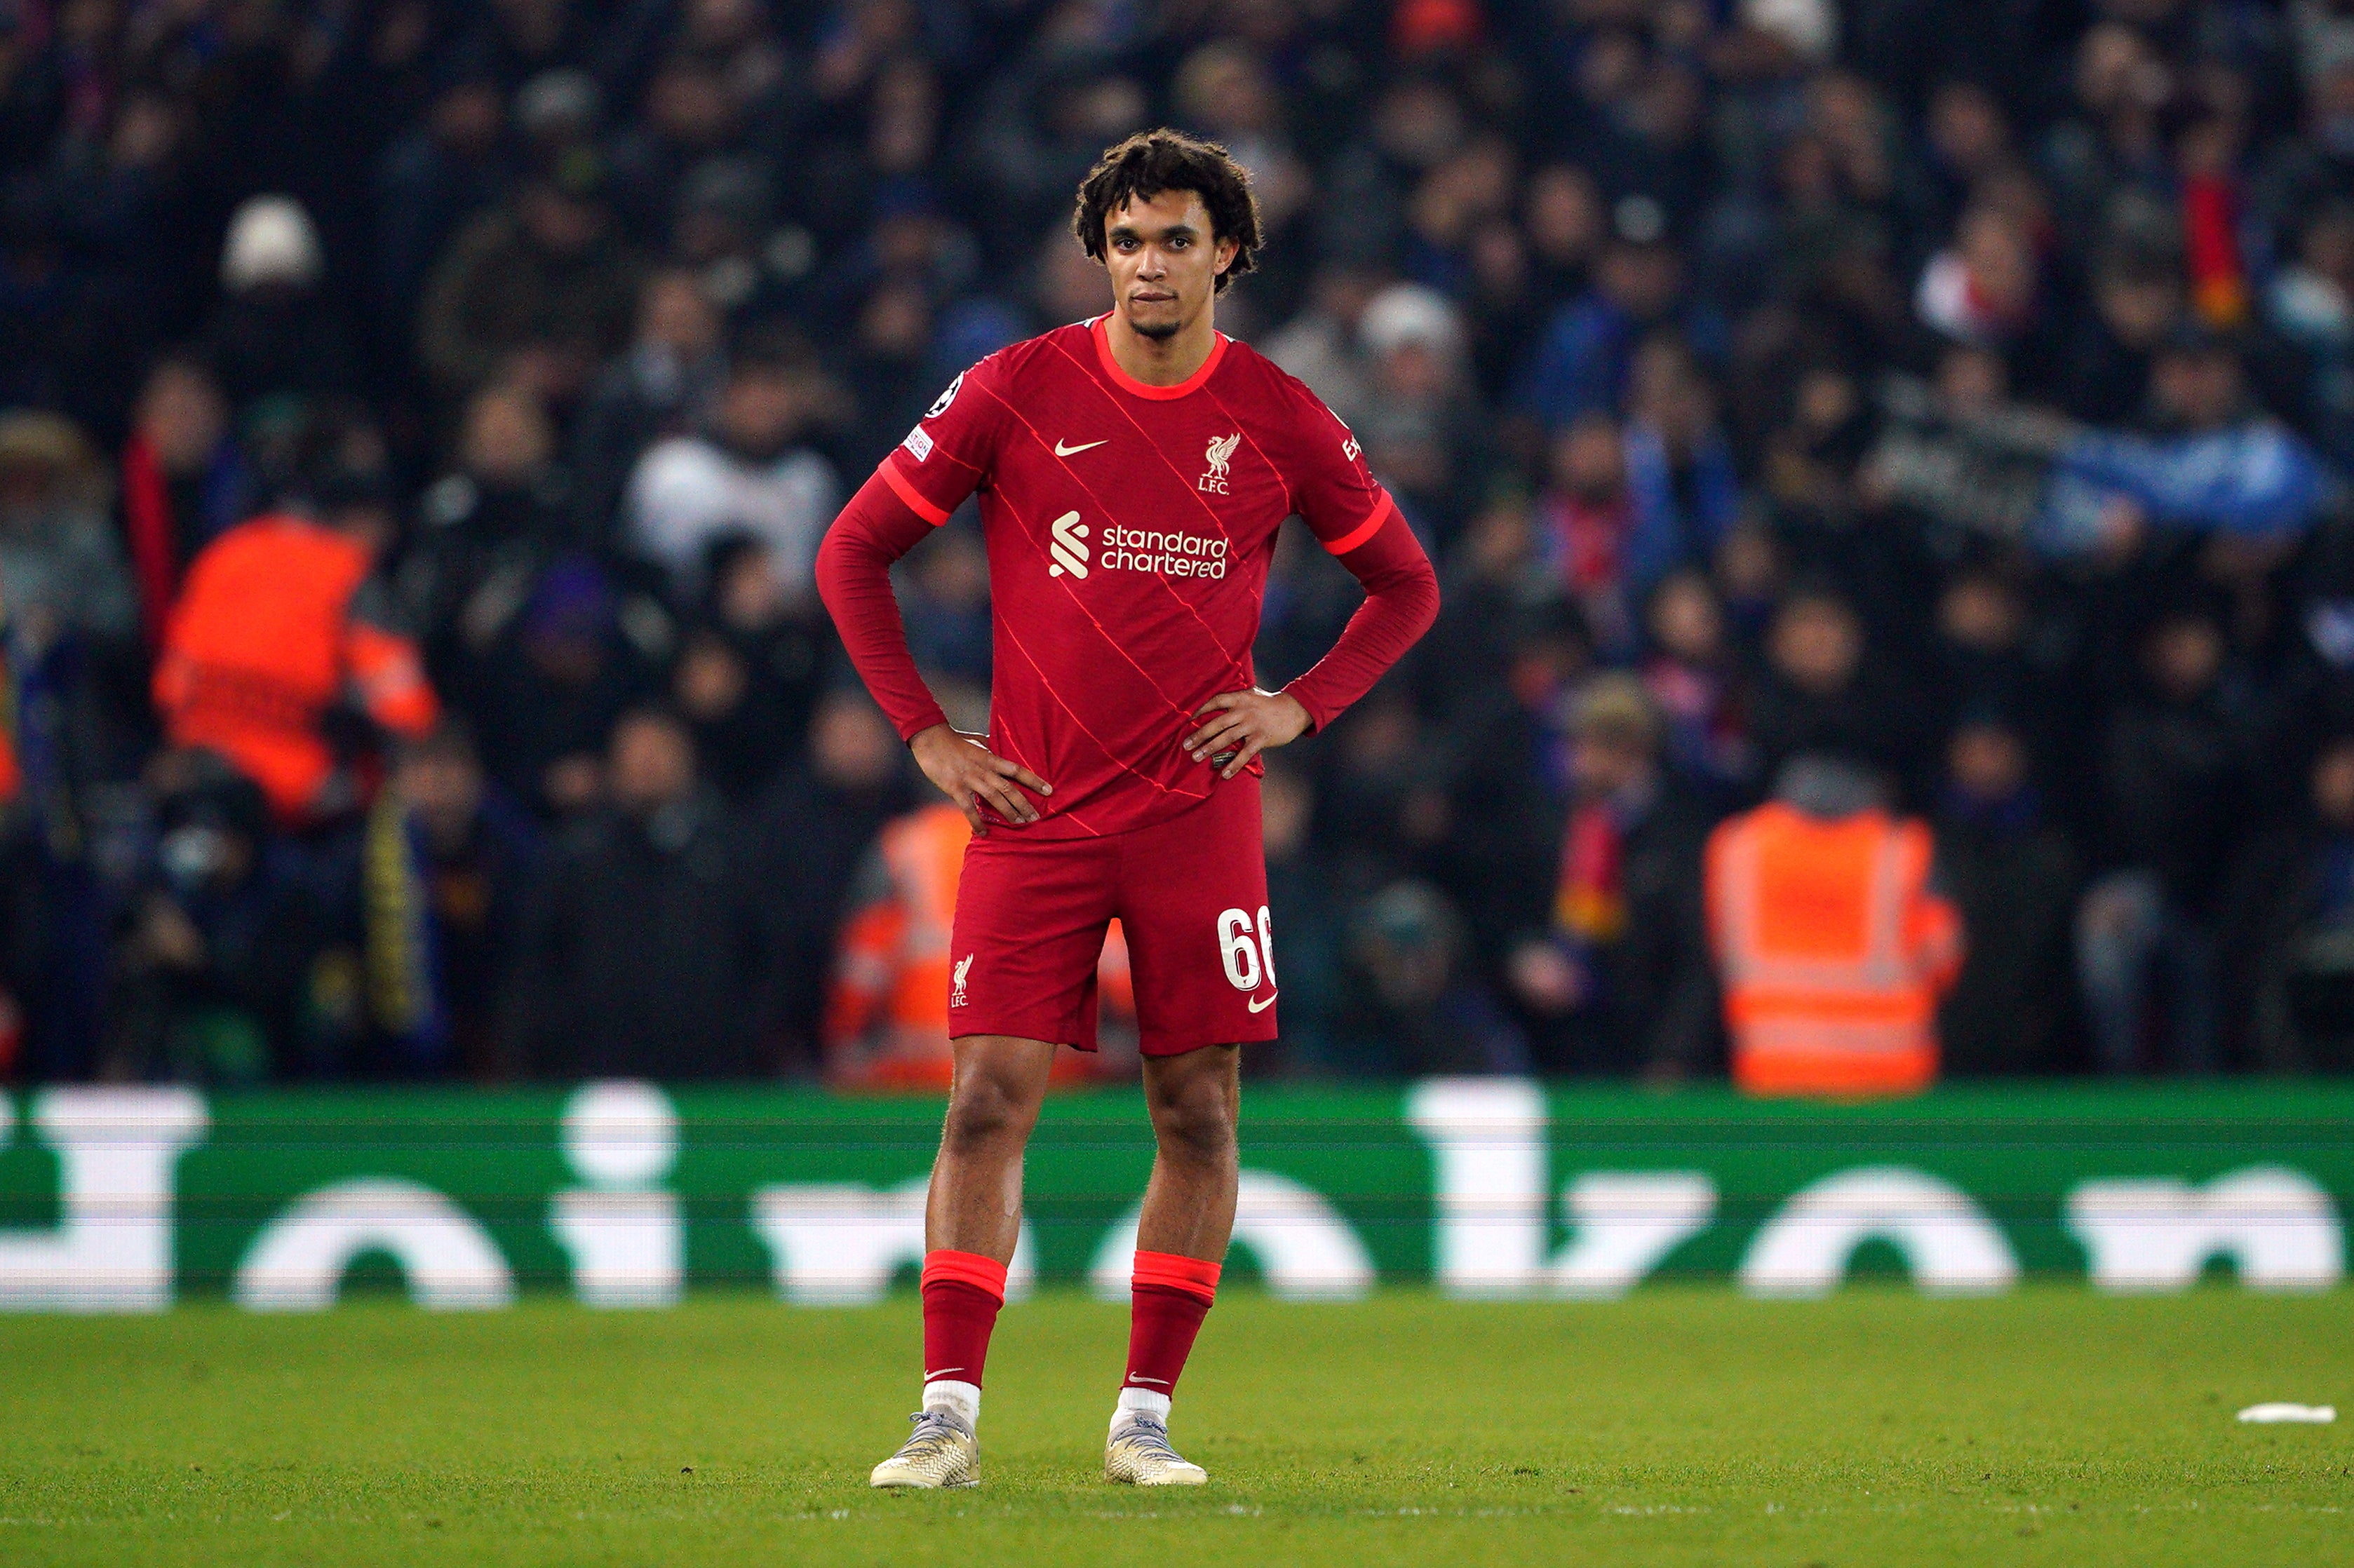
left=8, top=0, right=2354, bottom=1086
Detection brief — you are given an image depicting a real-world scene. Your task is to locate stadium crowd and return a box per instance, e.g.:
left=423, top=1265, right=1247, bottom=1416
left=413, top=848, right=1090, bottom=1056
left=5, top=0, right=2354, bottom=1086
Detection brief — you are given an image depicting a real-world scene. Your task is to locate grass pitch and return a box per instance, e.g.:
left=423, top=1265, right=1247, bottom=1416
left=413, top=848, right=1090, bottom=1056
left=0, top=1287, right=2346, bottom=1566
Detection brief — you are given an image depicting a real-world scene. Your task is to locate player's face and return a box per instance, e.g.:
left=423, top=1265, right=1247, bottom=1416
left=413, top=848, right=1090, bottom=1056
left=1102, top=190, right=1237, bottom=340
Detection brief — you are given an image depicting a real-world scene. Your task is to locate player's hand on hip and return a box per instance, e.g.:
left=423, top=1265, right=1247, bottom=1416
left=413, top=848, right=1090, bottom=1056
left=910, top=724, right=1051, bottom=833
left=1185, top=689, right=1311, bottom=780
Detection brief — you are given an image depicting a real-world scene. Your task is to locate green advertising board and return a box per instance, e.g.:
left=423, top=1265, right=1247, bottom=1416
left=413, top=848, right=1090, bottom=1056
left=0, top=1079, right=2346, bottom=1310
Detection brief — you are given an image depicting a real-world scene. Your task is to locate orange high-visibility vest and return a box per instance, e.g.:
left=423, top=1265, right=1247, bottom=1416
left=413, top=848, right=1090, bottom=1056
left=825, top=803, right=1133, bottom=1090
left=154, top=514, right=438, bottom=821
left=1704, top=801, right=1962, bottom=1097
left=826, top=804, right=970, bottom=1089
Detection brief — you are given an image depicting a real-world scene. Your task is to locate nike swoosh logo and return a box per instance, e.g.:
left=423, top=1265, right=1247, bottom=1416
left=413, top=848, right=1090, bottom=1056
left=1127, top=1375, right=1169, bottom=1385
left=1054, top=438, right=1108, bottom=456
left=1248, top=992, right=1278, bottom=1013
left=924, top=1368, right=963, bottom=1381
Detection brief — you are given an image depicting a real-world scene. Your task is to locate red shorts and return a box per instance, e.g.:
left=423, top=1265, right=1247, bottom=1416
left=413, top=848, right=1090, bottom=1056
left=948, top=776, right=1276, bottom=1055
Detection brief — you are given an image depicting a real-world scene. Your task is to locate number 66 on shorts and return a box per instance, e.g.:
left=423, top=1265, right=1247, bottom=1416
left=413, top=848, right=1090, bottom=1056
left=1217, top=907, right=1274, bottom=993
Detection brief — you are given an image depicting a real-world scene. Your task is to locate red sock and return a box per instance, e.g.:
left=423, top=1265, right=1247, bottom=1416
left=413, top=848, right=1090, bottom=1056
left=1124, top=1250, right=1220, bottom=1395
left=920, top=1250, right=1007, bottom=1388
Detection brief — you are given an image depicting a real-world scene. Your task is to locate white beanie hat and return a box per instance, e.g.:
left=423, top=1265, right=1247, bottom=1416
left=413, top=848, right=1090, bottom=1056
left=1357, top=283, right=1465, bottom=365
left=221, top=195, right=323, bottom=291
left=1742, top=0, right=1837, bottom=61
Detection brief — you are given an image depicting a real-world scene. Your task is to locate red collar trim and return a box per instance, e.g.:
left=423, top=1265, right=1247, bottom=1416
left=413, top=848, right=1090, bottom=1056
left=1091, top=313, right=1228, bottom=400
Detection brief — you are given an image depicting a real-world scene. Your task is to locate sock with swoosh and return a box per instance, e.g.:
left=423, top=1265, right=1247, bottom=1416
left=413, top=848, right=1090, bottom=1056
left=920, top=1250, right=1007, bottom=1428
left=1116, top=1250, right=1221, bottom=1425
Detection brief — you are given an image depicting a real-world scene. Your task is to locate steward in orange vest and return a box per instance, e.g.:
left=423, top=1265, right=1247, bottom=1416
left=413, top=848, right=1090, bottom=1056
left=154, top=483, right=438, bottom=825
left=1704, top=756, right=1963, bottom=1097
left=825, top=801, right=1132, bottom=1089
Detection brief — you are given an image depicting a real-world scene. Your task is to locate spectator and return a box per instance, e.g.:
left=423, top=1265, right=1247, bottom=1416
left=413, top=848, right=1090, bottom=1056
left=1640, top=569, right=1753, bottom=796
left=510, top=706, right=767, bottom=1078
left=2040, top=326, right=2332, bottom=557
left=1258, top=759, right=1341, bottom=1074
left=1935, top=715, right=2082, bottom=1075
left=671, top=533, right=829, bottom=801
left=621, top=330, right=840, bottom=605
left=823, top=796, right=1135, bottom=1090
left=375, top=56, right=514, bottom=378
left=2059, top=247, right=2186, bottom=425
left=110, top=758, right=302, bottom=1084
left=0, top=410, right=139, bottom=655
left=1500, top=675, right=1718, bottom=1078
left=417, top=152, right=643, bottom=407
left=118, top=358, right=246, bottom=651
left=466, top=554, right=663, bottom=820
left=2223, top=734, right=2354, bottom=1072
left=898, top=525, right=992, bottom=686
left=204, top=196, right=358, bottom=407
left=570, top=268, right=727, bottom=547
left=383, top=726, right=540, bottom=1079
left=1623, top=335, right=1742, bottom=595
left=2077, top=598, right=2258, bottom=1074
left=753, top=689, right=916, bottom=1071
left=404, top=382, right=577, bottom=705
left=1263, top=264, right=1386, bottom=428
left=2267, top=201, right=2354, bottom=469
left=1914, top=203, right=2045, bottom=360
left=1354, top=283, right=1484, bottom=544
left=1537, top=414, right=1639, bottom=658
left=1747, top=584, right=1921, bottom=789
left=1333, top=880, right=1531, bottom=1077
left=1515, top=196, right=1723, bottom=429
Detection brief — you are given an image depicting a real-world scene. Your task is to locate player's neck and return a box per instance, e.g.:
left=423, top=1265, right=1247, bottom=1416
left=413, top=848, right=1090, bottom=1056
left=1103, top=306, right=1218, bottom=387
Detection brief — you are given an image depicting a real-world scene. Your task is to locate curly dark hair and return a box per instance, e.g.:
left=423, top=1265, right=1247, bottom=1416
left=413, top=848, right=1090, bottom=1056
left=1071, top=129, right=1263, bottom=293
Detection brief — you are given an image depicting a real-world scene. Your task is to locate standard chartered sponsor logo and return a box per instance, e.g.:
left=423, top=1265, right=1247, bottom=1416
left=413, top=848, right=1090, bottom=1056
left=1048, top=509, right=1229, bottom=581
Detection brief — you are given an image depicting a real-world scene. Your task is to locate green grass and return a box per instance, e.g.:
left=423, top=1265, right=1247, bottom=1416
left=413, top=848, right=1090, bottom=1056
left=0, top=1288, right=2346, bottom=1566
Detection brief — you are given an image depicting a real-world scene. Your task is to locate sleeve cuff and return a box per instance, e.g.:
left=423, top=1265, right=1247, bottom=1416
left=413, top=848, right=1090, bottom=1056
left=894, top=703, right=951, bottom=744
left=1279, top=680, right=1333, bottom=735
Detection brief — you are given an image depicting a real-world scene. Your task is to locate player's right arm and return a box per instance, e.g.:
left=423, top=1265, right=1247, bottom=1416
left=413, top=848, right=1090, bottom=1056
left=814, top=357, right=1052, bottom=833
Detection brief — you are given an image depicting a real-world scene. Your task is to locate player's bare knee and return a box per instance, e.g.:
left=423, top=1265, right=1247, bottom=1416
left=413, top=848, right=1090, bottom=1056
left=1148, top=1086, right=1237, bottom=1167
left=941, top=1069, right=1039, bottom=1156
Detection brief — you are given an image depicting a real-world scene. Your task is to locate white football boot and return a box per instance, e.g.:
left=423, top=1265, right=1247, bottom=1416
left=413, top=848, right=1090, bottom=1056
left=1104, top=1412, right=1208, bottom=1486
left=868, top=1409, right=979, bottom=1489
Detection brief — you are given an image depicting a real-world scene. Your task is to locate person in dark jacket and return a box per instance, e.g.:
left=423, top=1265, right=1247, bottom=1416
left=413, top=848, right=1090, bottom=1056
left=2076, top=597, right=2260, bottom=1073
left=386, top=725, right=540, bottom=1079
left=110, top=755, right=311, bottom=1085
left=1934, top=714, right=2081, bottom=1074
left=671, top=533, right=830, bottom=803
left=509, top=706, right=767, bottom=1079
left=417, top=154, right=643, bottom=408
left=1746, top=583, right=1927, bottom=797
left=1331, top=879, right=1531, bottom=1079
left=1497, top=673, right=1719, bottom=1077
left=2220, top=735, right=2354, bottom=1072
left=462, top=554, right=664, bottom=820
left=745, top=688, right=915, bottom=1074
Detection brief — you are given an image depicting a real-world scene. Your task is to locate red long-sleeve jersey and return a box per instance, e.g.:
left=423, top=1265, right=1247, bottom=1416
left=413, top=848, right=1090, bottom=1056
left=817, top=314, right=1439, bottom=839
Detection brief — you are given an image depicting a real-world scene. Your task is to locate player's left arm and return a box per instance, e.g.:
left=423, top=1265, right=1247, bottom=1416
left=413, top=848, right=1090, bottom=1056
left=1186, top=384, right=1439, bottom=779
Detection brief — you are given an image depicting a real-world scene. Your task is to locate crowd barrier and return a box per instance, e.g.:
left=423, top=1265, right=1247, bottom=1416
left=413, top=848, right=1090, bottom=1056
left=0, top=1079, right=2346, bottom=1310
